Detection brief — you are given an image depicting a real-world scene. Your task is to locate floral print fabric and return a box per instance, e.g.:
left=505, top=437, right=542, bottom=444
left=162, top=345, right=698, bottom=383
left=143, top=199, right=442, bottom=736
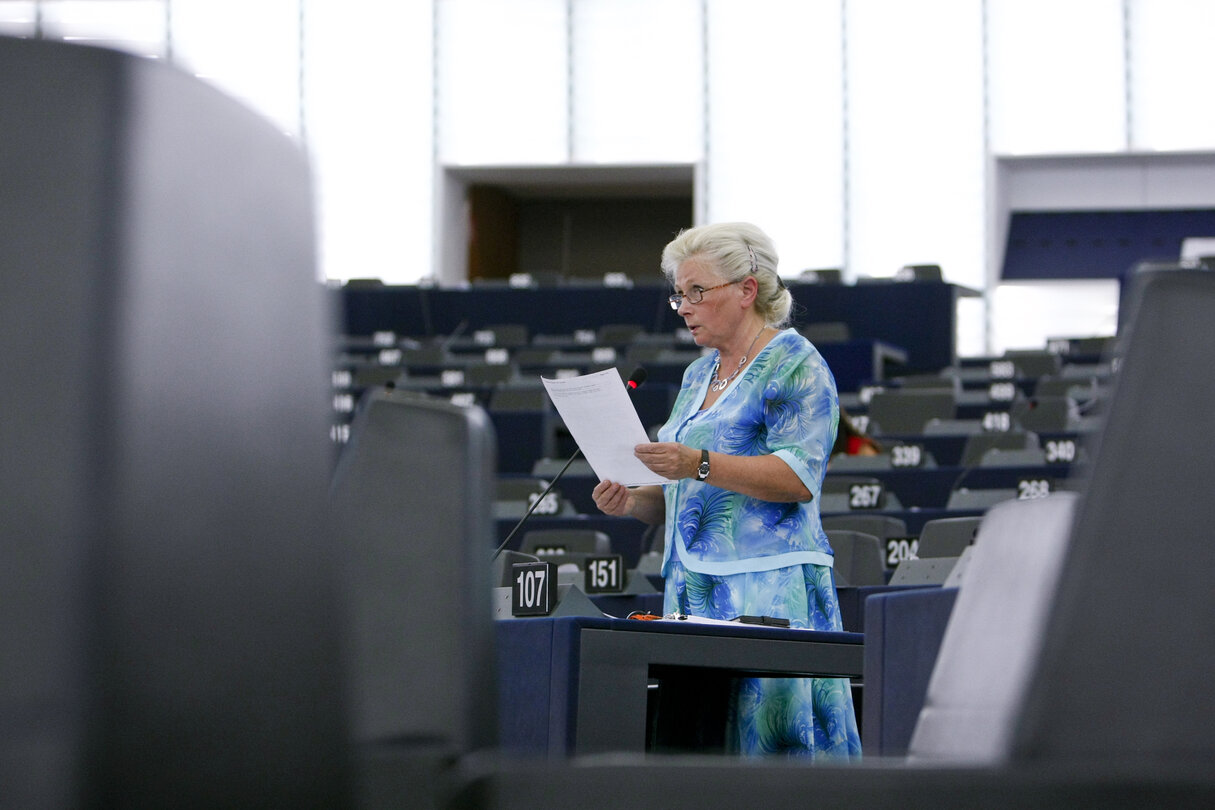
left=657, top=329, right=838, bottom=576
left=657, top=328, right=861, bottom=758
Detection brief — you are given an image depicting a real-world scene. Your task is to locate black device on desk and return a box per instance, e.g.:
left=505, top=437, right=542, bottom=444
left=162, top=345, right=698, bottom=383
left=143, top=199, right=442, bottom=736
left=735, top=615, right=791, bottom=627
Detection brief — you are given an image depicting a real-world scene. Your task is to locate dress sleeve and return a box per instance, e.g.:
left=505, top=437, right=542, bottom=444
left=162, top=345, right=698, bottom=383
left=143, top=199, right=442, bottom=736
left=762, top=344, right=839, bottom=495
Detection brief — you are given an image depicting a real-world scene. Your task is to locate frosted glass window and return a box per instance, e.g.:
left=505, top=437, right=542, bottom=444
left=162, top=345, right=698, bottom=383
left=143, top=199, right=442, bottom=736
left=0, top=2, right=37, bottom=36
left=987, top=0, right=1126, bottom=154
left=1128, top=0, right=1215, bottom=151
left=171, top=0, right=301, bottom=137
left=38, top=0, right=165, bottom=58
left=436, top=0, right=568, bottom=164
left=845, top=0, right=985, bottom=288
left=304, top=0, right=433, bottom=284
left=991, top=281, right=1120, bottom=355
left=955, top=295, right=989, bottom=358
left=706, top=0, right=844, bottom=275
left=572, top=0, right=701, bottom=163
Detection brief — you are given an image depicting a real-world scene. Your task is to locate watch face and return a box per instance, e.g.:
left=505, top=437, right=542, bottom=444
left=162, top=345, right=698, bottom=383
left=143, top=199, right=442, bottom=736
left=698, top=462, right=710, bottom=479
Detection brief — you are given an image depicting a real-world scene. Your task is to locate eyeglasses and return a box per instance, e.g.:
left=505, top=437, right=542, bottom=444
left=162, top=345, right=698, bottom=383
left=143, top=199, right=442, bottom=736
left=668, top=280, right=740, bottom=310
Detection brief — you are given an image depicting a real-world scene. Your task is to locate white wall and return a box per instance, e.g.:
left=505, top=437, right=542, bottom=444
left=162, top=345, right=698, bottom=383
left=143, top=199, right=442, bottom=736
left=5, top=0, right=1215, bottom=356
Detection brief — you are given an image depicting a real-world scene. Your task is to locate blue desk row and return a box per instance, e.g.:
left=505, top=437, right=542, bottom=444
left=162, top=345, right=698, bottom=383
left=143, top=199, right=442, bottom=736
left=496, top=505, right=987, bottom=565
left=503, top=463, right=1078, bottom=521
left=337, top=281, right=968, bottom=374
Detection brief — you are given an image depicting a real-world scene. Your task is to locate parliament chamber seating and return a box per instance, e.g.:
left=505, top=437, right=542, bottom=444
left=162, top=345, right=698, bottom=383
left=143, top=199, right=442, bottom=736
left=12, top=32, right=1215, bottom=809
left=452, top=266, right=1215, bottom=809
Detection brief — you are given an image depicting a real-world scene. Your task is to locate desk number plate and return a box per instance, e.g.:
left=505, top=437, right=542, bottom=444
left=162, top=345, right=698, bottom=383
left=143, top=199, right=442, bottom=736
left=511, top=561, right=557, bottom=617
left=584, top=554, right=626, bottom=594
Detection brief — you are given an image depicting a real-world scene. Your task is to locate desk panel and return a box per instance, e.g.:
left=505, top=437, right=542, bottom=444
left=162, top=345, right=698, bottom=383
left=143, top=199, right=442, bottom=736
left=497, top=616, right=863, bottom=757
left=576, top=623, right=864, bottom=754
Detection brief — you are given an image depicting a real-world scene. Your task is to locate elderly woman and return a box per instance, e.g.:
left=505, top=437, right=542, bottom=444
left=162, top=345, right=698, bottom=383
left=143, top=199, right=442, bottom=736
left=592, top=221, right=861, bottom=758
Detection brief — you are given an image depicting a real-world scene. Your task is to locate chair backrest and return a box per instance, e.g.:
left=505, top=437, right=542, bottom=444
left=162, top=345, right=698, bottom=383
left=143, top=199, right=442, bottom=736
left=1011, top=396, right=1075, bottom=432
left=493, top=550, right=542, bottom=588
left=978, top=447, right=1048, bottom=468
left=1005, top=350, right=1062, bottom=380
left=821, top=514, right=910, bottom=542
left=908, top=492, right=1079, bottom=763
left=895, top=374, right=961, bottom=395
left=330, top=389, right=498, bottom=756
left=917, top=516, right=983, bottom=558
left=522, top=529, right=612, bottom=556
left=888, top=556, right=960, bottom=587
left=482, top=323, right=530, bottom=348
left=489, top=385, right=550, bottom=412
left=532, top=457, right=596, bottom=477
left=494, top=477, right=577, bottom=519
left=867, top=391, right=956, bottom=435
left=464, top=362, right=516, bottom=386
left=597, top=323, right=645, bottom=345
left=826, top=531, right=887, bottom=587
left=945, top=488, right=1017, bottom=510
left=960, top=430, right=1039, bottom=467
left=1011, top=269, right=1215, bottom=767
left=1, top=36, right=347, bottom=806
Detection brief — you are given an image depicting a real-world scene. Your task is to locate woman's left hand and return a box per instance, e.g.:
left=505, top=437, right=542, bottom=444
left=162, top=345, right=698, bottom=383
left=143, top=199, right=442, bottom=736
left=635, top=442, right=696, bottom=480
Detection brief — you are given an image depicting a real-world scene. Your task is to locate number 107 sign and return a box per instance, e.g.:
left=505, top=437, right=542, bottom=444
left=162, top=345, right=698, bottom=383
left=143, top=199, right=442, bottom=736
left=511, top=561, right=556, bottom=616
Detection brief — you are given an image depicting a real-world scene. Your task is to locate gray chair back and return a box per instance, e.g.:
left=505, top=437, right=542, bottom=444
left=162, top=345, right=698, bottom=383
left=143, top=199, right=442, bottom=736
left=867, top=391, right=956, bottom=435
left=917, top=516, right=982, bottom=558
left=1012, top=269, right=1215, bottom=767
left=330, top=390, right=498, bottom=755
left=1, top=36, right=346, bottom=807
left=908, top=493, right=1079, bottom=763
left=826, top=531, right=887, bottom=587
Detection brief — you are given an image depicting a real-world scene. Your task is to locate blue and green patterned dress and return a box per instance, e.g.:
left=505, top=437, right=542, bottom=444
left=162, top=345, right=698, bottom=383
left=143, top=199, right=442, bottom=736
left=658, top=327, right=862, bottom=758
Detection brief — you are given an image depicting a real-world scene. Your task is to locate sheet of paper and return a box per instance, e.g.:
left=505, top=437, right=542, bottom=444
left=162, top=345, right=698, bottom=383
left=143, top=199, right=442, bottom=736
left=541, top=369, right=671, bottom=487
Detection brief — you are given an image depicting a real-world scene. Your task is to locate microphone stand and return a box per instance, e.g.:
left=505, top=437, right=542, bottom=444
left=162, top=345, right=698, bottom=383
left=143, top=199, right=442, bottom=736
left=490, top=447, right=582, bottom=560
left=490, top=367, right=647, bottom=560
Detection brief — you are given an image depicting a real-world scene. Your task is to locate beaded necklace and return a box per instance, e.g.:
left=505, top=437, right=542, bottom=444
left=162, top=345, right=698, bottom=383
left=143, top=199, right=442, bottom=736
left=709, top=325, right=767, bottom=392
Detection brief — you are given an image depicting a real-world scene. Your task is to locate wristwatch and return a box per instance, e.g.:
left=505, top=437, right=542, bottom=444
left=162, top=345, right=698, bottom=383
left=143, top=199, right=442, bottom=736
left=696, top=448, right=710, bottom=481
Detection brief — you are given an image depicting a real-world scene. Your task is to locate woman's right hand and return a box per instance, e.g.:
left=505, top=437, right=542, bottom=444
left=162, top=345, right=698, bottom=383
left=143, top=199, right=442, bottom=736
left=592, top=480, right=633, bottom=517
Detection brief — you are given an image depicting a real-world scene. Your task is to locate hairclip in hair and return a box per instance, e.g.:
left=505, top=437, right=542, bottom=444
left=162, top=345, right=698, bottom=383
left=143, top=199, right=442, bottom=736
left=746, top=244, right=757, bottom=274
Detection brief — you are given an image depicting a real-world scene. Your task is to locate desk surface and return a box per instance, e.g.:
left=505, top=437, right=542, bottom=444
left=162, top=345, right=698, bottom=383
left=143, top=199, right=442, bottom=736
left=496, top=615, right=862, bottom=756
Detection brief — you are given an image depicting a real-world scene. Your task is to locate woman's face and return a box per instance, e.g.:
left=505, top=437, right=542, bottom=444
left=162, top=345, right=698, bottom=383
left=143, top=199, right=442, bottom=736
left=673, top=255, right=747, bottom=350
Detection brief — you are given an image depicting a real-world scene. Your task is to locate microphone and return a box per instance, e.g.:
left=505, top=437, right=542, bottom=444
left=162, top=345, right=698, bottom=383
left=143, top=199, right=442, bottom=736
left=626, top=366, right=647, bottom=391
left=491, top=366, right=647, bottom=560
